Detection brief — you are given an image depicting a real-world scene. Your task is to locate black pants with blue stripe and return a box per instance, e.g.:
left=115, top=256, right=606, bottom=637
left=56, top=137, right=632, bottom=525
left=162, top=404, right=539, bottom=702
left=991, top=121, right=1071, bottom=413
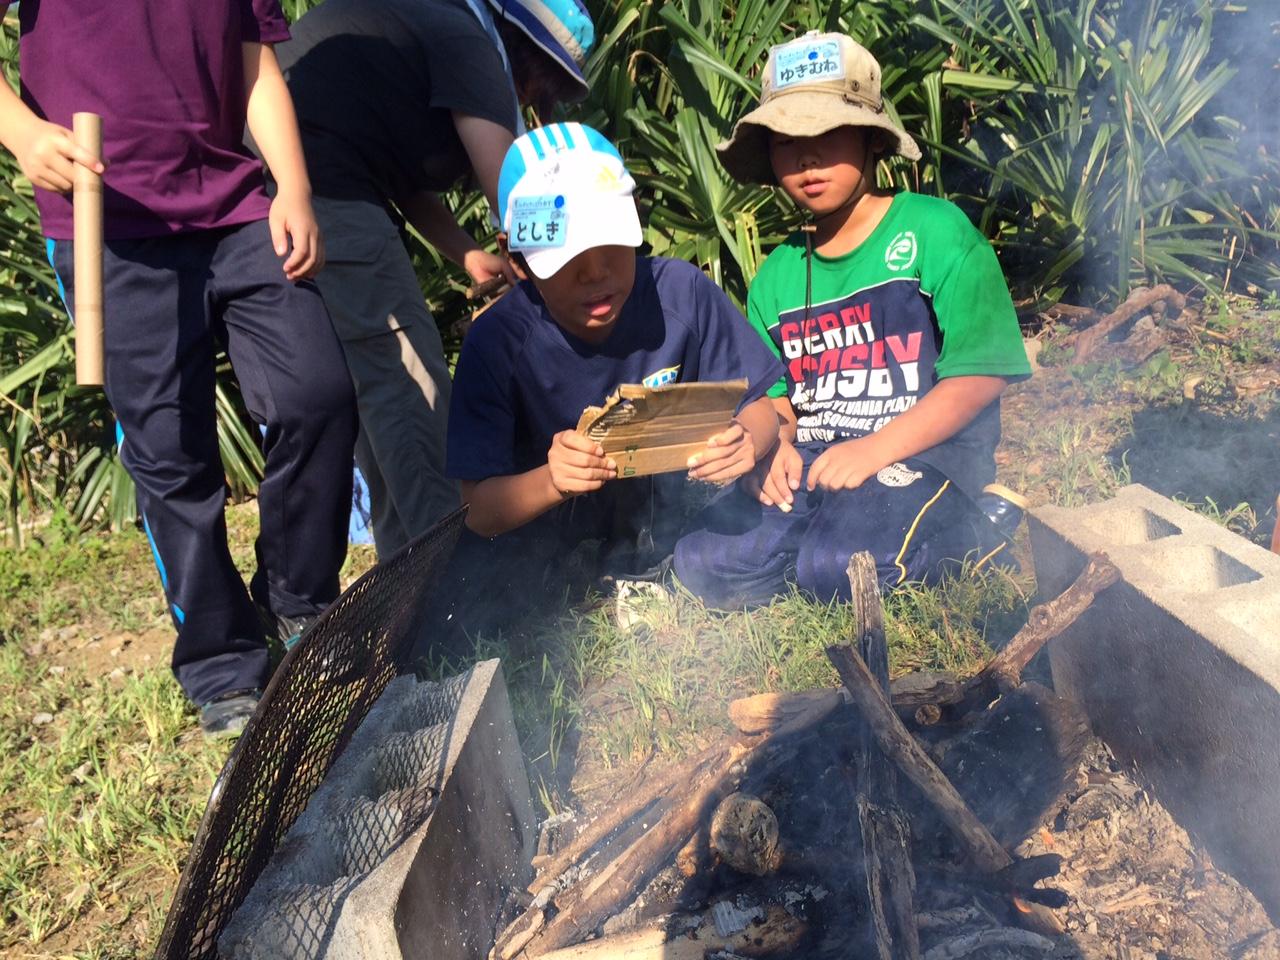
left=673, top=446, right=1008, bottom=609
left=50, top=221, right=357, bottom=705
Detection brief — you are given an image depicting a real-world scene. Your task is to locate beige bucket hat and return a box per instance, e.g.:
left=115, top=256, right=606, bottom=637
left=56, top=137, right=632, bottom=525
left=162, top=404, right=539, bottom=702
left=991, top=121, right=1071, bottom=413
left=717, top=31, right=921, bottom=185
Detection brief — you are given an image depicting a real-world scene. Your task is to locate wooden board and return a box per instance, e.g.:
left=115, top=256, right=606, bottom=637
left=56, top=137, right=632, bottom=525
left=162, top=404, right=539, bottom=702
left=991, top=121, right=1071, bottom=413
left=575, top=380, right=748, bottom=478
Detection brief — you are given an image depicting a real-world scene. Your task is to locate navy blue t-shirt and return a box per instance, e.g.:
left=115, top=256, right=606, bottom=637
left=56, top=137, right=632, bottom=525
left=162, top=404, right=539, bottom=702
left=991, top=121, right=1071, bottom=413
left=448, top=256, right=787, bottom=481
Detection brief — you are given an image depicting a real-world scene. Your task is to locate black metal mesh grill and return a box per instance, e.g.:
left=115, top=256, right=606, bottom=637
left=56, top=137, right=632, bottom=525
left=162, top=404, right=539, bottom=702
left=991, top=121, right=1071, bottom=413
left=152, top=510, right=464, bottom=960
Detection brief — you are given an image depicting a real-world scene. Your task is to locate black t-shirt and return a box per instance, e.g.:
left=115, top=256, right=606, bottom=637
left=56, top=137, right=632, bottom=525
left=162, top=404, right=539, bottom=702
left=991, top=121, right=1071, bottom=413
left=277, top=0, right=517, bottom=208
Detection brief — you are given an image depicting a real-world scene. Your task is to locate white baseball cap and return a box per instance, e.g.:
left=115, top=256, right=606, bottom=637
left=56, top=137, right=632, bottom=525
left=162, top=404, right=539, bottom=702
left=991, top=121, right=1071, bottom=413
left=497, top=122, right=643, bottom=279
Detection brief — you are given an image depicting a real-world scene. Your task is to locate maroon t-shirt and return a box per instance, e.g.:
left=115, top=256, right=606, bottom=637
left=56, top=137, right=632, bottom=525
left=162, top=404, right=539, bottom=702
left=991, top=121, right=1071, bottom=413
left=5, top=0, right=290, bottom=239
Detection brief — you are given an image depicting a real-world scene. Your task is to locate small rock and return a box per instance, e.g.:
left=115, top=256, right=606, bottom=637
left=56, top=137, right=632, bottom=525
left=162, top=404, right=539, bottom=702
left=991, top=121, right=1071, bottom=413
left=49, top=665, right=65, bottom=676
left=38, top=627, right=55, bottom=643
left=23, top=641, right=46, bottom=658
left=109, top=647, right=122, bottom=658
left=57, top=626, right=77, bottom=642
left=142, top=653, right=153, bottom=662
left=32, top=712, right=54, bottom=726
left=108, top=667, right=127, bottom=682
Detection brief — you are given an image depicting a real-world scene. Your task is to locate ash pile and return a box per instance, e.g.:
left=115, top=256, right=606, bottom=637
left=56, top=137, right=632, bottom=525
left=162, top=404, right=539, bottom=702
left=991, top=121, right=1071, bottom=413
left=492, top=553, right=1279, bottom=960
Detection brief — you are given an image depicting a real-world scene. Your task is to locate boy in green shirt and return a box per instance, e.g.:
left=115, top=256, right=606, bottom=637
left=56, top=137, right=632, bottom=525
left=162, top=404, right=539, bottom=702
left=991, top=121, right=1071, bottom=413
left=673, top=31, right=1031, bottom=607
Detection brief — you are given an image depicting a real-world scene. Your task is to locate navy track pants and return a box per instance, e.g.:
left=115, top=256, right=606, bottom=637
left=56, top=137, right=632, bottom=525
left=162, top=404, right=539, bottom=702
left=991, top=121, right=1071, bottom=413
left=50, top=220, right=357, bottom=705
left=673, top=447, right=1009, bottom=609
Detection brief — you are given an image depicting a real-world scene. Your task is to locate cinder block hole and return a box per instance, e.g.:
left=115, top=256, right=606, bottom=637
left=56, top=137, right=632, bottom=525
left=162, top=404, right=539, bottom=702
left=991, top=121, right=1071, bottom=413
left=1083, top=506, right=1181, bottom=545
left=1141, top=544, right=1262, bottom=592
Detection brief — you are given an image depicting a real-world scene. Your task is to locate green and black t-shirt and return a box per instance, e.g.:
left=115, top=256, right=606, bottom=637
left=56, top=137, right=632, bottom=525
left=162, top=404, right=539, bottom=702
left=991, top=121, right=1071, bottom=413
left=746, top=192, right=1031, bottom=498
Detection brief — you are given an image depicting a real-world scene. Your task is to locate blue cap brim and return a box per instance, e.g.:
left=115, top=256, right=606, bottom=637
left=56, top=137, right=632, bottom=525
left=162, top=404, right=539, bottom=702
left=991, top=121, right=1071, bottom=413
left=493, top=2, right=590, bottom=99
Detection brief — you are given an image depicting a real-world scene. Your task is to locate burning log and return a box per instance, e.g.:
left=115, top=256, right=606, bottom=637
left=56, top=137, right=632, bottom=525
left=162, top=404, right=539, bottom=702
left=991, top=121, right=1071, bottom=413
left=529, top=741, right=725, bottom=893
left=728, top=689, right=842, bottom=735
left=530, top=904, right=807, bottom=960
left=524, top=739, right=755, bottom=955
left=978, top=552, right=1120, bottom=692
left=708, top=792, right=781, bottom=876
left=846, top=552, right=921, bottom=960
left=826, top=642, right=1012, bottom=875
left=1071, top=284, right=1186, bottom=361
left=887, top=551, right=1121, bottom=724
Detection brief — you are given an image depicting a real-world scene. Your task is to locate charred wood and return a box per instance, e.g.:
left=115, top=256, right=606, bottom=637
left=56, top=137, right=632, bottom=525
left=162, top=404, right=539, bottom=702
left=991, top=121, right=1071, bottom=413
left=531, top=904, right=807, bottom=960
left=708, top=792, right=781, bottom=876
left=529, top=741, right=725, bottom=894
left=921, top=927, right=1055, bottom=960
left=827, top=641, right=1012, bottom=875
left=979, top=552, right=1120, bottom=692
left=847, top=552, right=921, bottom=960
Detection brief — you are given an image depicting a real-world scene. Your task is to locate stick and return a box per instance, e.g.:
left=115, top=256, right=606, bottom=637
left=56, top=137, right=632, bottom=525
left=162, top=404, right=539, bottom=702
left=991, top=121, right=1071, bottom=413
left=528, top=741, right=723, bottom=894
left=72, top=112, right=104, bottom=387
left=888, top=551, right=1122, bottom=722
left=847, top=552, right=921, bottom=960
left=532, top=905, right=806, bottom=960
left=979, top=552, right=1120, bottom=691
left=526, top=740, right=744, bottom=955
left=1072, top=284, right=1185, bottom=361
left=466, top=276, right=509, bottom=301
left=826, top=643, right=1013, bottom=875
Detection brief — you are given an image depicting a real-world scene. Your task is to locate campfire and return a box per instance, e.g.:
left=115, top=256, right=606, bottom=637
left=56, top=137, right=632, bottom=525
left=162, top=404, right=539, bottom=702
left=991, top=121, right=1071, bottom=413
left=487, top=553, right=1276, bottom=960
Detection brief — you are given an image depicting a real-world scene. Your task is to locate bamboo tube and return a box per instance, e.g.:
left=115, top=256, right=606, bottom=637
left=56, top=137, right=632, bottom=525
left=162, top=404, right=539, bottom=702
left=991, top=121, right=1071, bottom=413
left=72, top=112, right=104, bottom=387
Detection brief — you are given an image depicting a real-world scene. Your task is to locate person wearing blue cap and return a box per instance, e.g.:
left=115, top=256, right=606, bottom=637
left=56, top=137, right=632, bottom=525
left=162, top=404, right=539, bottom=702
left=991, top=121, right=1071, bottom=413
left=437, top=123, right=784, bottom=634
left=272, top=0, right=595, bottom=559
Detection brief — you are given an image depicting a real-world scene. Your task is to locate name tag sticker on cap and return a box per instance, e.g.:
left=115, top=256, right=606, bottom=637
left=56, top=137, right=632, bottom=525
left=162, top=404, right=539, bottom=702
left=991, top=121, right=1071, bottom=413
left=509, top=195, right=567, bottom=250
left=774, top=39, right=844, bottom=89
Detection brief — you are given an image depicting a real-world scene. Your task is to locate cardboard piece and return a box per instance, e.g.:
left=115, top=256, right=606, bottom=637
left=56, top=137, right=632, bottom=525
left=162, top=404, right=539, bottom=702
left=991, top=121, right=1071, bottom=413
left=575, top=380, right=748, bottom=478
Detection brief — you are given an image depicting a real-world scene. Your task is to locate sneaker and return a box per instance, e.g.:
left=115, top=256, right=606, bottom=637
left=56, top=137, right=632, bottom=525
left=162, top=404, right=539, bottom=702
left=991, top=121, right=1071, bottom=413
left=199, top=688, right=261, bottom=740
left=257, top=603, right=319, bottom=654
left=275, top=612, right=319, bottom=652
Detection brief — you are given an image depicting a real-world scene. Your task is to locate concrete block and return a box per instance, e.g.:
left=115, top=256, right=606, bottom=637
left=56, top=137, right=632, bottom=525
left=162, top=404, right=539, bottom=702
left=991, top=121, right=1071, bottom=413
left=220, top=659, right=535, bottom=959
left=1028, top=485, right=1280, bottom=919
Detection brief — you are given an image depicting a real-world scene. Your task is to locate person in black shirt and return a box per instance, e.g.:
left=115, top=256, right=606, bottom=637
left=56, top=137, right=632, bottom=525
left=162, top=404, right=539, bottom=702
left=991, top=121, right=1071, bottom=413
left=276, top=0, right=595, bottom=556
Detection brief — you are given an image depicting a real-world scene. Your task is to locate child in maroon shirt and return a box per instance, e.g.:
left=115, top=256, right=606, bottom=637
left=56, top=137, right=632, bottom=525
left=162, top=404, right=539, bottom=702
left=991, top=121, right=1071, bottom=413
left=0, top=0, right=357, bottom=738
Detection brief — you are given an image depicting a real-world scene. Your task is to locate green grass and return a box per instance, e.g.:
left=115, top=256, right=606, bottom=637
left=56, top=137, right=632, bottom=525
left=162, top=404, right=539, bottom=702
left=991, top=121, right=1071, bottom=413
left=0, top=642, right=230, bottom=955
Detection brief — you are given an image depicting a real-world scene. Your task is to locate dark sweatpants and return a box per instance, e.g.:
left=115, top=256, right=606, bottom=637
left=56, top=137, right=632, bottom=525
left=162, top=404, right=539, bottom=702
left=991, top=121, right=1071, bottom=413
left=673, top=447, right=1008, bottom=609
left=50, top=220, right=357, bottom=705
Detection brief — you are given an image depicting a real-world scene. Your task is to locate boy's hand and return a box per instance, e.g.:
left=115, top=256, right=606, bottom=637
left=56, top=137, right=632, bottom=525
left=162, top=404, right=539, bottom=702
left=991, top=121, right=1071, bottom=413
left=13, top=118, right=105, bottom=193
left=463, top=248, right=518, bottom=288
left=688, top=421, right=756, bottom=485
left=269, top=188, right=324, bottom=281
left=547, top=430, right=617, bottom=498
left=743, top=438, right=803, bottom=512
left=807, top=435, right=887, bottom=492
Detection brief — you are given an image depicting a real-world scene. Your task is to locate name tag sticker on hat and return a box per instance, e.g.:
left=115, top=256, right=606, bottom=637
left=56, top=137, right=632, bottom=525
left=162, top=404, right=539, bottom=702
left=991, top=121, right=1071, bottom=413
left=774, top=39, right=844, bottom=89
left=509, top=195, right=567, bottom=250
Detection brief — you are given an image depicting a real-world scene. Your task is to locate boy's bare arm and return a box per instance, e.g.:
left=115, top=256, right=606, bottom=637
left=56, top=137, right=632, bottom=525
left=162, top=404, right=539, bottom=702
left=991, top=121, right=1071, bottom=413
left=807, top=375, right=1007, bottom=491
left=461, top=432, right=617, bottom=537
left=243, top=41, right=321, bottom=280
left=744, top=397, right=803, bottom=510
left=0, top=80, right=104, bottom=192
left=399, top=191, right=515, bottom=286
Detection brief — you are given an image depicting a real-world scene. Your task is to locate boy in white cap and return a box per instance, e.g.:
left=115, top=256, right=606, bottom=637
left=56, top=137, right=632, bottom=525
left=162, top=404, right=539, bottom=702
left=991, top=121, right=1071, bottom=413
left=674, top=32, right=1032, bottom=608
left=442, top=123, right=784, bottom=619
left=275, top=0, right=597, bottom=560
